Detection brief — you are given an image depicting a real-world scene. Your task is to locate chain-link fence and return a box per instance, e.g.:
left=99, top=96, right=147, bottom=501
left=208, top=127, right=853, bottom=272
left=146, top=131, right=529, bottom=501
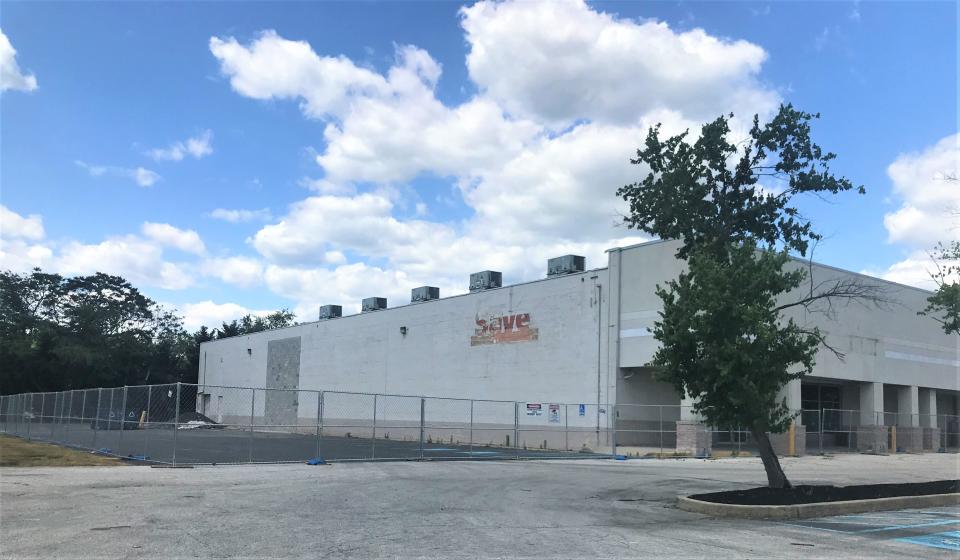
left=0, top=384, right=617, bottom=465
left=2, top=384, right=955, bottom=464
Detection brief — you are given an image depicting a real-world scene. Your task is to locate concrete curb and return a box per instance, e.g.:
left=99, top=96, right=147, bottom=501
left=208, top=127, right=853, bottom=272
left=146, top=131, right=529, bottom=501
left=676, top=492, right=960, bottom=520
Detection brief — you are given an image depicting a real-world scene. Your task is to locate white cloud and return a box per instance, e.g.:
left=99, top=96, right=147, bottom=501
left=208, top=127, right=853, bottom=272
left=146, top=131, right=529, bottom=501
left=460, top=0, right=775, bottom=127
left=0, top=29, right=37, bottom=92
left=148, top=130, right=214, bottom=161
left=209, top=207, right=273, bottom=223
left=1, top=205, right=45, bottom=240
left=56, top=235, right=194, bottom=290
left=214, top=2, right=779, bottom=313
left=0, top=206, right=202, bottom=290
left=884, top=133, right=960, bottom=247
left=201, top=256, right=263, bottom=287
left=863, top=251, right=940, bottom=291
left=872, top=133, right=960, bottom=289
left=298, top=177, right=355, bottom=195
left=210, top=30, right=389, bottom=120
left=252, top=192, right=452, bottom=264
left=76, top=160, right=161, bottom=187
left=177, top=300, right=271, bottom=331
left=0, top=238, right=54, bottom=272
left=0, top=206, right=52, bottom=272
left=141, top=222, right=206, bottom=255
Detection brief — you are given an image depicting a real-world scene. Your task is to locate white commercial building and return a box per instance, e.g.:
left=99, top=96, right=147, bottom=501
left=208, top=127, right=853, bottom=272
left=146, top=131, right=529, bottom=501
left=198, top=240, right=959, bottom=455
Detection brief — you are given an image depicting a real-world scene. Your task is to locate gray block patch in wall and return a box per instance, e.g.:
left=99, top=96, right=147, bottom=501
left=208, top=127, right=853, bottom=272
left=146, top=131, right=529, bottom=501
left=265, top=337, right=301, bottom=426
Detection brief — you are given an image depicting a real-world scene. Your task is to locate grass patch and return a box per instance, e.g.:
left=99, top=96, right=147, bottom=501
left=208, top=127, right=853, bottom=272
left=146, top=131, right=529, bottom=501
left=0, top=434, right=122, bottom=467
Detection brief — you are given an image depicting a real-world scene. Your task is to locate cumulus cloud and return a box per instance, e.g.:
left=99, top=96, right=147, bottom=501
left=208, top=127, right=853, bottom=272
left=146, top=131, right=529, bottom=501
left=863, top=251, right=940, bottom=291
left=209, top=30, right=389, bottom=120
left=0, top=29, right=37, bottom=92
left=0, top=205, right=53, bottom=272
left=1, top=205, right=45, bottom=240
left=0, top=206, right=203, bottom=291
left=200, top=256, right=264, bottom=287
left=213, top=1, right=780, bottom=313
left=871, top=133, right=960, bottom=289
left=148, top=130, right=214, bottom=161
left=209, top=207, right=273, bottom=223
left=177, top=300, right=271, bottom=331
left=460, top=0, right=775, bottom=127
left=56, top=236, right=194, bottom=290
left=884, top=133, right=960, bottom=247
left=141, top=222, right=206, bottom=255
left=76, top=160, right=161, bottom=187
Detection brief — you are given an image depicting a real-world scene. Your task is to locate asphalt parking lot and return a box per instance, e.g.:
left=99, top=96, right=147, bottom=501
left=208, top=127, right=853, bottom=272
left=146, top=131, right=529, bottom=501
left=9, top=424, right=605, bottom=463
left=2, top=452, right=957, bottom=559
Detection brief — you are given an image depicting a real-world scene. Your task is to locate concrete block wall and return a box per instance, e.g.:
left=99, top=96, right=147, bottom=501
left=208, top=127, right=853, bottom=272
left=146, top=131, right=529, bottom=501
left=770, top=425, right=806, bottom=456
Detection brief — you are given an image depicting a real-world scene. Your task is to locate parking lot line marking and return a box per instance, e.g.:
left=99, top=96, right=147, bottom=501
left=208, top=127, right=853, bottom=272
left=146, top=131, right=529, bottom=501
left=895, top=531, right=960, bottom=551
left=855, top=520, right=958, bottom=534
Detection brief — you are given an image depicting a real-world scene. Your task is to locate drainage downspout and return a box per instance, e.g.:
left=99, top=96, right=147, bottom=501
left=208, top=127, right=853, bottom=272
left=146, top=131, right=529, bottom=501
left=596, top=282, right=602, bottom=447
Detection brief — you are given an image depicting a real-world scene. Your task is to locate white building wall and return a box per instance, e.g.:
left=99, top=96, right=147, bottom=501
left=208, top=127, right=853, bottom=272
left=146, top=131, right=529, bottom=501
left=199, top=269, right=611, bottom=430
left=609, top=240, right=959, bottom=394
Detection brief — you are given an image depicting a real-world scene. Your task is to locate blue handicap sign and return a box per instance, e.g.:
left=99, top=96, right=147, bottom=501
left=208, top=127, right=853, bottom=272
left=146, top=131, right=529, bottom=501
left=578, top=404, right=586, bottom=416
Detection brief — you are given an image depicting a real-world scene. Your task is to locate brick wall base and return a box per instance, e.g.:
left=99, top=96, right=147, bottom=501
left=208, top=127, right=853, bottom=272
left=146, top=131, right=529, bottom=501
left=923, top=427, right=941, bottom=451
left=856, top=425, right=888, bottom=453
left=894, top=426, right=923, bottom=453
left=770, top=425, right=806, bottom=456
left=675, top=421, right=711, bottom=457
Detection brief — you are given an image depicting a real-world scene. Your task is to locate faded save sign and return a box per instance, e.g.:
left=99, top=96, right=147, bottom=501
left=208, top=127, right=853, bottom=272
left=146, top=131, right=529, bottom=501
left=471, top=312, right=539, bottom=346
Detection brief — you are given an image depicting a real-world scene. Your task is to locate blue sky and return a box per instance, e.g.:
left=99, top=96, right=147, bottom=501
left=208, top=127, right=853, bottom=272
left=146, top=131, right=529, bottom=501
left=1, top=0, right=957, bottom=330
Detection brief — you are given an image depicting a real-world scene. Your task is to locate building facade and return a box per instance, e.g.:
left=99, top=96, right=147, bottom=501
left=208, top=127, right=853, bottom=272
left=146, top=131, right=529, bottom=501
left=198, top=239, right=959, bottom=455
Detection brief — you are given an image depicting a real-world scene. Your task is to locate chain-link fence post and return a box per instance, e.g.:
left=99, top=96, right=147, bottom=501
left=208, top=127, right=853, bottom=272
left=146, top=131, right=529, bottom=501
left=118, top=386, right=128, bottom=455
left=79, top=390, right=87, bottom=443
left=65, top=390, right=74, bottom=444
left=56, top=392, right=64, bottom=442
left=143, top=385, right=152, bottom=459
left=371, top=394, right=377, bottom=460
left=172, top=382, right=181, bottom=466
left=564, top=404, right=569, bottom=451
left=611, top=404, right=617, bottom=456
left=817, top=409, right=823, bottom=454
left=92, top=389, right=102, bottom=449
left=248, top=389, right=255, bottom=463
left=52, top=392, right=58, bottom=442
left=418, top=397, right=425, bottom=460
left=514, top=401, right=520, bottom=460
left=659, top=405, right=664, bottom=456
left=315, top=390, right=323, bottom=458
left=36, top=393, right=44, bottom=441
left=470, top=400, right=475, bottom=456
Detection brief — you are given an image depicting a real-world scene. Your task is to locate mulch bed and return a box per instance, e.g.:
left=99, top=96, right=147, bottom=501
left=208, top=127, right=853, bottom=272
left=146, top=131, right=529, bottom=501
left=690, top=480, right=958, bottom=506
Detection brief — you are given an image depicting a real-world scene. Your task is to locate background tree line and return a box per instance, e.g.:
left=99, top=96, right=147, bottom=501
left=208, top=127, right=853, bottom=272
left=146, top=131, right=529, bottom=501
left=0, top=269, right=295, bottom=395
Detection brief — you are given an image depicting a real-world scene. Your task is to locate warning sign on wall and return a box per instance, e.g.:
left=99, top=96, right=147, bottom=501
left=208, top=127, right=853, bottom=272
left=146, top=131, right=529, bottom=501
left=548, top=404, right=560, bottom=423
left=526, top=403, right=542, bottom=416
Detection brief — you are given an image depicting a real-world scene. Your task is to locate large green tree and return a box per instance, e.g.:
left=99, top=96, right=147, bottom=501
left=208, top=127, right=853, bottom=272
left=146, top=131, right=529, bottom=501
left=618, top=105, right=882, bottom=488
left=0, top=269, right=296, bottom=394
left=921, top=241, right=960, bottom=335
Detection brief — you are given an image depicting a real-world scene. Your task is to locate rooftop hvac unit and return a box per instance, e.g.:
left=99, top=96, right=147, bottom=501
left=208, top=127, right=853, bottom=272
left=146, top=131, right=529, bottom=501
left=318, top=305, right=342, bottom=320
left=469, top=270, right=502, bottom=292
left=411, top=286, right=440, bottom=302
left=361, top=297, right=387, bottom=312
left=547, top=255, right=586, bottom=277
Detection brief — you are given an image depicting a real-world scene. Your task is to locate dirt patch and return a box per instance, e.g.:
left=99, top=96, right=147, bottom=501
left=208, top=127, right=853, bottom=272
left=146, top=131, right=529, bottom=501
left=690, top=479, right=958, bottom=505
left=0, top=435, right=123, bottom=467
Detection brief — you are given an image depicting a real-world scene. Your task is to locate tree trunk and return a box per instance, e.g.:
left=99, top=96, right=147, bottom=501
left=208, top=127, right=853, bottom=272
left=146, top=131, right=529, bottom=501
left=750, top=427, right=792, bottom=489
